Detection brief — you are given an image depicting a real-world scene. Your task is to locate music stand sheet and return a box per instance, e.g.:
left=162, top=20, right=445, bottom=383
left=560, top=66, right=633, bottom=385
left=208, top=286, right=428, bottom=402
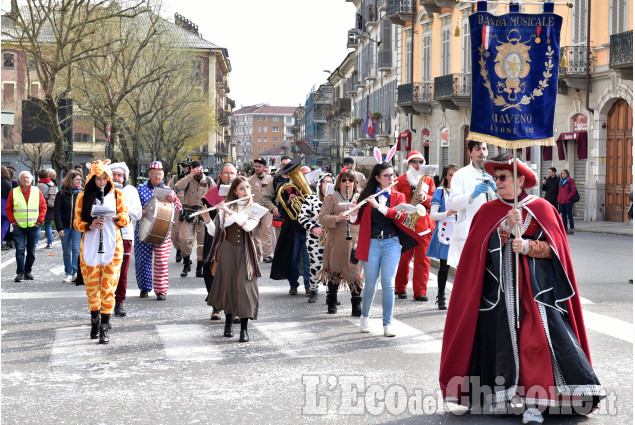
left=91, top=204, right=117, bottom=218
left=218, top=185, right=231, bottom=197
left=391, top=203, right=419, bottom=214
left=243, top=203, right=269, bottom=221
left=152, top=187, right=172, bottom=201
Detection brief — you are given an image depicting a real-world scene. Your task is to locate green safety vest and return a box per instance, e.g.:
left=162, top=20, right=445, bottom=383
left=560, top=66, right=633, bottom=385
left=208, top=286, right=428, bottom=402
left=12, top=186, right=41, bottom=228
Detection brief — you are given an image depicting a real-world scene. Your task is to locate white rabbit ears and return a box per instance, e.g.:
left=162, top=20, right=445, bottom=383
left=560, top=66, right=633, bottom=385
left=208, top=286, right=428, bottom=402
left=373, top=145, right=398, bottom=164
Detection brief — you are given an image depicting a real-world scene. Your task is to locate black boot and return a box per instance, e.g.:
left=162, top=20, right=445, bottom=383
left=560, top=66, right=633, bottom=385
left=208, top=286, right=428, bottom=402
left=114, top=303, right=127, bottom=317
left=437, top=261, right=448, bottom=311
left=180, top=256, right=191, bottom=277
left=175, top=249, right=182, bottom=263
left=99, top=314, right=110, bottom=344
left=239, top=318, right=249, bottom=342
left=196, top=261, right=204, bottom=278
left=351, top=295, right=362, bottom=317
left=224, top=314, right=234, bottom=337
left=326, top=292, right=338, bottom=314
left=308, top=290, right=318, bottom=303
left=90, top=310, right=100, bottom=339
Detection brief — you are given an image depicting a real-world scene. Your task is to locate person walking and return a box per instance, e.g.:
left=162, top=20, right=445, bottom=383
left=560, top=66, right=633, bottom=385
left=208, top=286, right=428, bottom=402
left=109, top=162, right=143, bottom=317
left=168, top=162, right=190, bottom=264
left=247, top=157, right=274, bottom=263
left=203, top=176, right=263, bottom=343
left=557, top=169, right=576, bottom=235
left=54, top=170, right=83, bottom=282
left=1, top=166, right=12, bottom=245
left=347, top=147, right=425, bottom=337
left=318, top=171, right=364, bottom=314
left=298, top=172, right=333, bottom=304
left=541, top=167, right=560, bottom=210
left=5, top=171, right=47, bottom=281
left=36, top=169, right=57, bottom=249
left=73, top=160, right=129, bottom=344
left=426, top=164, right=459, bottom=310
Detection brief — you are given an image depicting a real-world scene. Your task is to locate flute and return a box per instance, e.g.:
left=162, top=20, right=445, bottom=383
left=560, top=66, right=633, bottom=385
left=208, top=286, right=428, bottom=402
left=98, top=187, right=105, bottom=254
left=345, top=186, right=352, bottom=241
left=187, top=194, right=254, bottom=218
left=342, top=181, right=398, bottom=217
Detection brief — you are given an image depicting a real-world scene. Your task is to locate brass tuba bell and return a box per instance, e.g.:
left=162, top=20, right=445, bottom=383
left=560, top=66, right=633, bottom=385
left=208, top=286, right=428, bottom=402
left=276, top=159, right=312, bottom=220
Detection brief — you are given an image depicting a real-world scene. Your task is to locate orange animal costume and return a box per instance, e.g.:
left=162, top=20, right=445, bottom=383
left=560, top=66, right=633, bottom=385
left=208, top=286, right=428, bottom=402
left=74, top=160, right=129, bottom=343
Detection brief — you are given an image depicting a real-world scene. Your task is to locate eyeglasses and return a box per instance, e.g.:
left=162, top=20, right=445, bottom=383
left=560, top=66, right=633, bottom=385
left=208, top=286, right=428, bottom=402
left=410, top=160, right=424, bottom=165
left=381, top=173, right=395, bottom=179
left=492, top=174, right=509, bottom=182
left=341, top=178, right=354, bottom=183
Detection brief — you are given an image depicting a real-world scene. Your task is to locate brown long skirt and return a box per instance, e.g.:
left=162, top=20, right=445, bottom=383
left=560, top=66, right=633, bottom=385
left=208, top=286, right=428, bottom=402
left=207, top=241, right=259, bottom=319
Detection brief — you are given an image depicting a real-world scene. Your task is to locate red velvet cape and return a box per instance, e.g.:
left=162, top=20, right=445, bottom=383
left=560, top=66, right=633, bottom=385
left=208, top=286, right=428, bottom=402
left=439, top=195, right=591, bottom=401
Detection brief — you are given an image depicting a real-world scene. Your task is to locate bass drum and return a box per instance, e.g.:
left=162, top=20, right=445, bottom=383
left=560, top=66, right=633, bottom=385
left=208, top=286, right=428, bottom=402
left=138, top=197, right=175, bottom=246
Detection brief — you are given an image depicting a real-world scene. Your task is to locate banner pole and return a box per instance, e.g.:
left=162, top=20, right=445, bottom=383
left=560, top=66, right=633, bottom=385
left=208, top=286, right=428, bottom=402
left=514, top=156, right=520, bottom=329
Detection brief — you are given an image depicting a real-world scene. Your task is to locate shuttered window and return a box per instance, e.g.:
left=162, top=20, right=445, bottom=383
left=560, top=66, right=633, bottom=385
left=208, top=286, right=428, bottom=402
left=610, top=0, right=628, bottom=35
left=422, top=32, right=431, bottom=82
left=572, top=0, right=588, bottom=46
left=441, top=27, right=451, bottom=75
left=405, top=35, right=412, bottom=84
left=462, top=21, right=471, bottom=75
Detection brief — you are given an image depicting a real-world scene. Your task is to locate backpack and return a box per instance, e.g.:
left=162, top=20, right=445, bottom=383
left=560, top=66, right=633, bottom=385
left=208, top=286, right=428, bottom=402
left=46, top=183, right=58, bottom=208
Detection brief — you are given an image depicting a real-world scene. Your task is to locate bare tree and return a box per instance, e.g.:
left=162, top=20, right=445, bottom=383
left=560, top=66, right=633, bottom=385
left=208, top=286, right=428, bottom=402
left=2, top=0, right=146, bottom=176
left=18, top=142, right=54, bottom=176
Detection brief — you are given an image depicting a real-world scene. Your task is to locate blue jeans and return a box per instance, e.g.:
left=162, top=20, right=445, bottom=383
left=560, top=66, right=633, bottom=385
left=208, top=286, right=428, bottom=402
left=39, top=220, right=53, bottom=245
left=360, top=237, right=402, bottom=326
left=13, top=225, right=39, bottom=274
left=60, top=227, right=82, bottom=275
left=559, top=203, right=574, bottom=230
left=289, top=231, right=310, bottom=289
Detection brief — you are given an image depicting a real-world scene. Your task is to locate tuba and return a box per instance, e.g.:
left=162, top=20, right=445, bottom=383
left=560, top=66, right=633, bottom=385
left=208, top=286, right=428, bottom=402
left=276, top=158, right=312, bottom=220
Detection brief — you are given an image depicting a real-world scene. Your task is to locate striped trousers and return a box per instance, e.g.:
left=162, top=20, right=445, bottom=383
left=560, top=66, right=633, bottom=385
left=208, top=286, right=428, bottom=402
left=134, top=233, right=171, bottom=295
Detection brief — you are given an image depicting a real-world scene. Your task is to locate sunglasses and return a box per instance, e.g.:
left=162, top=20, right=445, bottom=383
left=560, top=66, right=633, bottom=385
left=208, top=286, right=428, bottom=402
left=381, top=173, right=396, bottom=179
left=341, top=178, right=355, bottom=183
left=492, top=174, right=509, bottom=182
left=410, top=160, right=424, bottom=165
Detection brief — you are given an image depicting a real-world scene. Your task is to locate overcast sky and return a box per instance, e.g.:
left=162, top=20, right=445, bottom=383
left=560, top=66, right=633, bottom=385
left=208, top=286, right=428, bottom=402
left=163, top=0, right=354, bottom=109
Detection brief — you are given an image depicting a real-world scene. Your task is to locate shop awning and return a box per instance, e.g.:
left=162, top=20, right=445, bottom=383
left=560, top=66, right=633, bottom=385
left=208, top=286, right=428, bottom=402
left=397, top=130, right=412, bottom=151
left=554, top=131, right=588, bottom=160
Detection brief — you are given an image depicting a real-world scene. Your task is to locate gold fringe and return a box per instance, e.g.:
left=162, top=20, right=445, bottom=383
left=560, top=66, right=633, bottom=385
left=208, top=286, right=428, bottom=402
left=468, top=131, right=555, bottom=149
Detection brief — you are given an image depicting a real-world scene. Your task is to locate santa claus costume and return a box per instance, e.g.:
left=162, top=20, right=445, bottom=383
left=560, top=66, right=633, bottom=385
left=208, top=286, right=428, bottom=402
left=393, top=150, right=436, bottom=300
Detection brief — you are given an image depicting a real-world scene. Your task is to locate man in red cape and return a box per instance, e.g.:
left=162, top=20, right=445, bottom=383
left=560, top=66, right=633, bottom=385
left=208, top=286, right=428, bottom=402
left=439, top=156, right=602, bottom=418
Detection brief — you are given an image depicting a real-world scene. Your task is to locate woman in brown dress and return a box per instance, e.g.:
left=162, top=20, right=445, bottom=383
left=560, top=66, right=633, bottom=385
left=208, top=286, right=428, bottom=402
left=318, top=170, right=364, bottom=316
left=202, top=176, right=262, bottom=343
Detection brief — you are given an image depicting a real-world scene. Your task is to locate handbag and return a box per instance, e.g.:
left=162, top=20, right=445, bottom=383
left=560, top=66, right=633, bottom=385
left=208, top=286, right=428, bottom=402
left=349, top=244, right=359, bottom=264
left=571, top=187, right=580, bottom=203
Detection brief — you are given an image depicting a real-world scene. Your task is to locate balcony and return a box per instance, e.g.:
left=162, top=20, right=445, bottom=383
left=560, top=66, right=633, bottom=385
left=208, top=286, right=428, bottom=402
left=335, top=97, right=352, bottom=118
left=364, top=2, right=380, bottom=29
left=397, top=82, right=434, bottom=115
left=433, top=73, right=471, bottom=109
left=346, top=75, right=358, bottom=95
left=420, top=0, right=455, bottom=15
left=366, top=65, right=378, bottom=81
left=347, top=29, right=360, bottom=49
left=558, top=46, right=596, bottom=93
left=610, top=30, right=633, bottom=78
left=378, top=49, right=392, bottom=72
left=386, top=0, right=414, bottom=26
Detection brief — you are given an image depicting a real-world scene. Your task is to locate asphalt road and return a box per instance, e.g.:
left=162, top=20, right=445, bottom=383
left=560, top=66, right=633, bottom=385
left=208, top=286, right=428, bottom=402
left=1, top=231, right=632, bottom=425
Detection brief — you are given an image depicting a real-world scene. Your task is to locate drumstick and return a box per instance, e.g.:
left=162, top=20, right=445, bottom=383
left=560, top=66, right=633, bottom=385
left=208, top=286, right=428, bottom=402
left=187, top=194, right=254, bottom=218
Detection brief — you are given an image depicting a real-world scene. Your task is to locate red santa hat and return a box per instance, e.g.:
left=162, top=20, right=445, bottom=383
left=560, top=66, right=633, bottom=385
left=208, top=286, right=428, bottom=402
left=403, top=150, right=425, bottom=165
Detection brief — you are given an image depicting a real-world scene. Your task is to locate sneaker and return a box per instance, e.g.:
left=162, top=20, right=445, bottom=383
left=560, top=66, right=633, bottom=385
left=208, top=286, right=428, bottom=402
left=15, top=273, right=24, bottom=282
left=360, top=317, right=370, bottom=333
left=156, top=293, right=166, bottom=301
left=71, top=274, right=77, bottom=282
left=305, top=288, right=311, bottom=296
left=383, top=325, right=396, bottom=337
left=63, top=274, right=72, bottom=283
left=288, top=287, right=298, bottom=295
left=24, top=273, right=34, bottom=280
left=45, top=244, right=53, bottom=249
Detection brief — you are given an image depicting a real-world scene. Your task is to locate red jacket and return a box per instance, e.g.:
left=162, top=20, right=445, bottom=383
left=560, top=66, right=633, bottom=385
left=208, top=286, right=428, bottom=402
left=557, top=178, right=576, bottom=204
left=5, top=186, right=47, bottom=226
left=394, top=173, right=436, bottom=235
left=351, top=191, right=426, bottom=262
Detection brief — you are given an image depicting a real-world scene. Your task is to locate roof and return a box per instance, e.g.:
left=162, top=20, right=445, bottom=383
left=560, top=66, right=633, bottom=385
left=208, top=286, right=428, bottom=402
left=233, top=105, right=297, bottom=116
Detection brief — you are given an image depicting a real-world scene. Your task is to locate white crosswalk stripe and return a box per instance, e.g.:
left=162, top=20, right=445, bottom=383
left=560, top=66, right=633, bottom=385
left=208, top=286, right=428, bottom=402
left=50, top=326, right=110, bottom=373
left=346, top=318, right=443, bottom=354
left=156, top=324, right=222, bottom=361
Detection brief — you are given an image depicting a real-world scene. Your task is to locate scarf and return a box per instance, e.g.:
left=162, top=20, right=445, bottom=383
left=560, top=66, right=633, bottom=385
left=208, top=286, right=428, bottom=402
left=559, top=177, right=569, bottom=187
left=38, top=178, right=51, bottom=184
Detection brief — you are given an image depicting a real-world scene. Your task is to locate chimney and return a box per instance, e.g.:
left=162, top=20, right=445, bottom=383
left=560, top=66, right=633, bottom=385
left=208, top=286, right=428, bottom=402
left=174, top=12, right=199, bottom=36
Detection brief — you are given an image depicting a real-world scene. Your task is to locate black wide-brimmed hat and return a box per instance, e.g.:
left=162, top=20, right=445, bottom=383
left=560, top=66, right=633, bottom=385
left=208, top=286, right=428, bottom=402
left=275, top=157, right=302, bottom=177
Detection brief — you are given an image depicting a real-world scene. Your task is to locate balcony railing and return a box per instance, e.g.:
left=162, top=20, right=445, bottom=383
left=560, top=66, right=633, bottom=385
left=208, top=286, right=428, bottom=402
left=378, top=49, right=392, bottom=70
left=433, top=73, right=471, bottom=99
left=386, top=0, right=414, bottom=25
left=559, top=46, right=596, bottom=76
left=397, top=82, right=433, bottom=105
left=609, top=30, right=633, bottom=68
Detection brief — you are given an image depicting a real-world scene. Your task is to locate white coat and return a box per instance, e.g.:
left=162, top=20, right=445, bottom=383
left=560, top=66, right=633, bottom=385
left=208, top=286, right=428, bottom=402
left=121, top=184, right=142, bottom=241
left=447, top=162, right=496, bottom=267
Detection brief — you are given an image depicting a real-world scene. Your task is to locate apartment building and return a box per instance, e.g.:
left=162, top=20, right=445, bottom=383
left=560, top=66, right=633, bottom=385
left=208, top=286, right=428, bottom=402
left=231, top=104, right=295, bottom=170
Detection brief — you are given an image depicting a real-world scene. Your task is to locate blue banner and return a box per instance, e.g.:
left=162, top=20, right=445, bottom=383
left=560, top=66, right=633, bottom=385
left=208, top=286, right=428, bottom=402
left=468, top=9, right=562, bottom=147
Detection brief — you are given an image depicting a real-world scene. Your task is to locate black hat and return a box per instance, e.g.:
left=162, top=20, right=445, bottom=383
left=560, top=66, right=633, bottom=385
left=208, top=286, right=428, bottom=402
left=275, top=157, right=302, bottom=177
left=343, top=156, right=355, bottom=164
left=254, top=157, right=267, bottom=165
left=179, top=162, right=190, bottom=168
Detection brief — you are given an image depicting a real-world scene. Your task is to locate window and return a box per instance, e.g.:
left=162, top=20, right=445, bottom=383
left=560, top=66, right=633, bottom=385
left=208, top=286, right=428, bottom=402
left=258, top=137, right=261, bottom=143
left=272, top=116, right=279, bottom=122
left=2, top=83, right=15, bottom=105
left=263, top=126, right=267, bottom=132
left=441, top=27, right=451, bottom=75
left=273, top=137, right=279, bottom=142
left=611, top=0, right=628, bottom=35
left=462, top=21, right=471, bottom=75
left=422, top=32, right=431, bottom=82
left=3, top=53, right=14, bottom=69
left=264, top=137, right=267, bottom=143
left=257, top=116, right=262, bottom=121
left=572, top=0, right=588, bottom=45
left=405, top=36, right=412, bottom=83
left=30, top=83, right=39, bottom=97
left=272, top=126, right=279, bottom=132
left=257, top=126, right=261, bottom=132
left=285, top=117, right=293, bottom=124
left=263, top=116, right=267, bottom=121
